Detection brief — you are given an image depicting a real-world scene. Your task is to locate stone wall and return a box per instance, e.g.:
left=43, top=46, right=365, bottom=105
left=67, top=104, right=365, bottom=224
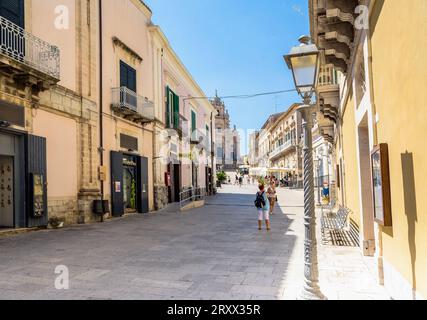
left=154, top=185, right=169, bottom=211
left=48, top=198, right=79, bottom=225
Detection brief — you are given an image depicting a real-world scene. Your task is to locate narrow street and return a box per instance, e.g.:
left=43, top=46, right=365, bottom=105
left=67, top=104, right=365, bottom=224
left=0, top=185, right=390, bottom=300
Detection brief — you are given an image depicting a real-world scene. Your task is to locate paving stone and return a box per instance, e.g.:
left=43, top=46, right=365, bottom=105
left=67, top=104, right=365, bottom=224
left=0, top=185, right=390, bottom=300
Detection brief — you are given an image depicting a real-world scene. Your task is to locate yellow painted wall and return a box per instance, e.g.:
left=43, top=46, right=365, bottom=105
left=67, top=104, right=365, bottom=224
left=370, top=0, right=427, bottom=297
left=341, top=92, right=361, bottom=227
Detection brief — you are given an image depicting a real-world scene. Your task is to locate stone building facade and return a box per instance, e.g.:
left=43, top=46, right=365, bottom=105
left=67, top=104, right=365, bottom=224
left=149, top=25, right=216, bottom=210
left=0, top=0, right=212, bottom=227
left=0, top=0, right=99, bottom=228
left=267, top=104, right=302, bottom=183
left=212, top=94, right=240, bottom=172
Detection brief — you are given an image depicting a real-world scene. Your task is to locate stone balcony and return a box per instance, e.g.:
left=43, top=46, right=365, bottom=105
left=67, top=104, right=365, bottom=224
left=316, top=64, right=340, bottom=144
left=269, top=139, right=297, bottom=161
left=310, top=0, right=364, bottom=73
left=0, top=15, right=60, bottom=99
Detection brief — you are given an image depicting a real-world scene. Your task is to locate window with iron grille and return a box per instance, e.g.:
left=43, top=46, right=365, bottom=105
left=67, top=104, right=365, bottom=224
left=120, top=134, right=138, bottom=151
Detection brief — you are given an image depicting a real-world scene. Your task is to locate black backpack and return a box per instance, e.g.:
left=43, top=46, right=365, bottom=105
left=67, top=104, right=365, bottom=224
left=254, top=192, right=266, bottom=209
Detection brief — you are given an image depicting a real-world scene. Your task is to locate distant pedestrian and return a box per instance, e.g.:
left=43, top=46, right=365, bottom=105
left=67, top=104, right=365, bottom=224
left=267, top=181, right=277, bottom=215
left=254, top=184, right=270, bottom=231
left=239, top=176, right=243, bottom=187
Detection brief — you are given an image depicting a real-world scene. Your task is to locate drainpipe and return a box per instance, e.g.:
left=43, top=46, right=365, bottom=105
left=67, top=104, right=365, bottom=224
left=210, top=111, right=214, bottom=194
left=98, top=0, right=104, bottom=201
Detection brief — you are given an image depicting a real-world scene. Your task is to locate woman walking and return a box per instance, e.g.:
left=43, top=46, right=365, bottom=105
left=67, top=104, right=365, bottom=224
left=266, top=181, right=277, bottom=215
left=254, top=184, right=270, bottom=231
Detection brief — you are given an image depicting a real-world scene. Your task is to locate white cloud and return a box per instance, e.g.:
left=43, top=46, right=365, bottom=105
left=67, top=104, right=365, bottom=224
left=292, top=4, right=304, bottom=16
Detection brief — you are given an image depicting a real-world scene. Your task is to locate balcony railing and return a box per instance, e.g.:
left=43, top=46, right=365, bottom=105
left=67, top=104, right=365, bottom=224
left=269, top=139, right=296, bottom=159
left=166, top=113, right=188, bottom=139
left=0, top=15, right=60, bottom=79
left=111, top=87, right=154, bottom=123
left=318, top=65, right=338, bottom=87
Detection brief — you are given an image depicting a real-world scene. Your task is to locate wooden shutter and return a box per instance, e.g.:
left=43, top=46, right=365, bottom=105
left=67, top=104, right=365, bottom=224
left=120, top=61, right=136, bottom=92
left=206, top=124, right=210, bottom=149
left=120, top=61, right=128, bottom=88
left=173, top=92, right=180, bottom=129
left=191, top=111, right=196, bottom=134
left=165, top=86, right=171, bottom=128
left=26, top=134, right=48, bottom=228
left=128, top=67, right=136, bottom=92
left=110, top=151, right=124, bottom=217
left=137, top=156, right=149, bottom=214
left=0, top=0, right=24, bottom=27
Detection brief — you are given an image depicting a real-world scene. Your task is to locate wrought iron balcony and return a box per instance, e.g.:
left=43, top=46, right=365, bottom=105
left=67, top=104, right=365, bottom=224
left=166, top=113, right=188, bottom=139
left=269, top=139, right=296, bottom=160
left=111, top=87, right=154, bottom=123
left=0, top=15, right=60, bottom=81
left=190, top=128, right=205, bottom=145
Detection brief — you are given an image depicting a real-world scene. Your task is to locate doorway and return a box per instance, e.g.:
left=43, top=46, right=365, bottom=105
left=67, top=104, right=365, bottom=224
left=168, top=162, right=181, bottom=203
left=192, top=162, right=198, bottom=188
left=205, top=167, right=212, bottom=195
left=110, top=151, right=149, bottom=217
left=123, top=155, right=137, bottom=214
left=358, top=115, right=376, bottom=256
left=0, top=156, right=14, bottom=228
left=173, top=163, right=181, bottom=202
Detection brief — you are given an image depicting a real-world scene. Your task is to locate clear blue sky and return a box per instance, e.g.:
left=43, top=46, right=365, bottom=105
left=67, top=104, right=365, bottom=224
left=145, top=0, right=310, bottom=154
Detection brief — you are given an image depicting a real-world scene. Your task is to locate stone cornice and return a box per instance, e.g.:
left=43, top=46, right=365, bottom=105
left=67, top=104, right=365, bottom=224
left=130, top=0, right=152, bottom=19
left=148, top=25, right=216, bottom=114
left=112, top=37, right=143, bottom=63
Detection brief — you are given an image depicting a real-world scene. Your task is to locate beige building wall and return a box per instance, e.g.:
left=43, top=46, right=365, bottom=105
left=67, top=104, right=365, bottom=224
left=149, top=25, right=216, bottom=209
left=100, top=0, right=154, bottom=212
left=18, top=0, right=99, bottom=224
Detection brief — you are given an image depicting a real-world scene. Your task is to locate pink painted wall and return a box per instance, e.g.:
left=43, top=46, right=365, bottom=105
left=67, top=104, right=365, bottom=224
left=100, top=0, right=154, bottom=210
left=30, top=0, right=77, bottom=91
left=32, top=109, right=78, bottom=199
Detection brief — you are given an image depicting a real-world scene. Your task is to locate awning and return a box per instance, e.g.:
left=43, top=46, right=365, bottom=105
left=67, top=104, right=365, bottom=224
left=267, top=167, right=294, bottom=173
left=249, top=167, right=268, bottom=176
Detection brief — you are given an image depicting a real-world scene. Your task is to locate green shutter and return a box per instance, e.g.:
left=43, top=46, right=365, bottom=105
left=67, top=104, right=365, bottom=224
left=173, top=93, right=180, bottom=129
left=206, top=125, right=210, bottom=150
left=165, top=86, right=170, bottom=128
left=191, top=111, right=196, bottom=137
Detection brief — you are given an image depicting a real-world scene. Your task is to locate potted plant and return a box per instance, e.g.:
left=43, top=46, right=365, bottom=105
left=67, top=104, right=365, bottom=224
left=216, top=171, right=227, bottom=188
left=48, top=216, right=65, bottom=229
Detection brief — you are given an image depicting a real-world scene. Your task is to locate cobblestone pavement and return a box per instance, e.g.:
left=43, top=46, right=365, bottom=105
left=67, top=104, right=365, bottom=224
left=0, top=185, right=390, bottom=300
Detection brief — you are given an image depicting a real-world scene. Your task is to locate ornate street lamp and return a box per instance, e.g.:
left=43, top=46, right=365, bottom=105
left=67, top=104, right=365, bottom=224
left=284, top=35, right=326, bottom=300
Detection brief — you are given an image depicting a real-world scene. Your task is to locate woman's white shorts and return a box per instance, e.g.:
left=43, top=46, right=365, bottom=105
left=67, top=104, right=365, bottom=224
left=258, top=209, right=270, bottom=221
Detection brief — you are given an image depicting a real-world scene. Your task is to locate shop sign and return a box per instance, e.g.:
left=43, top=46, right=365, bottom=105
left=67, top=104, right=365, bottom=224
left=114, top=181, right=121, bottom=193
left=123, top=159, right=137, bottom=167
